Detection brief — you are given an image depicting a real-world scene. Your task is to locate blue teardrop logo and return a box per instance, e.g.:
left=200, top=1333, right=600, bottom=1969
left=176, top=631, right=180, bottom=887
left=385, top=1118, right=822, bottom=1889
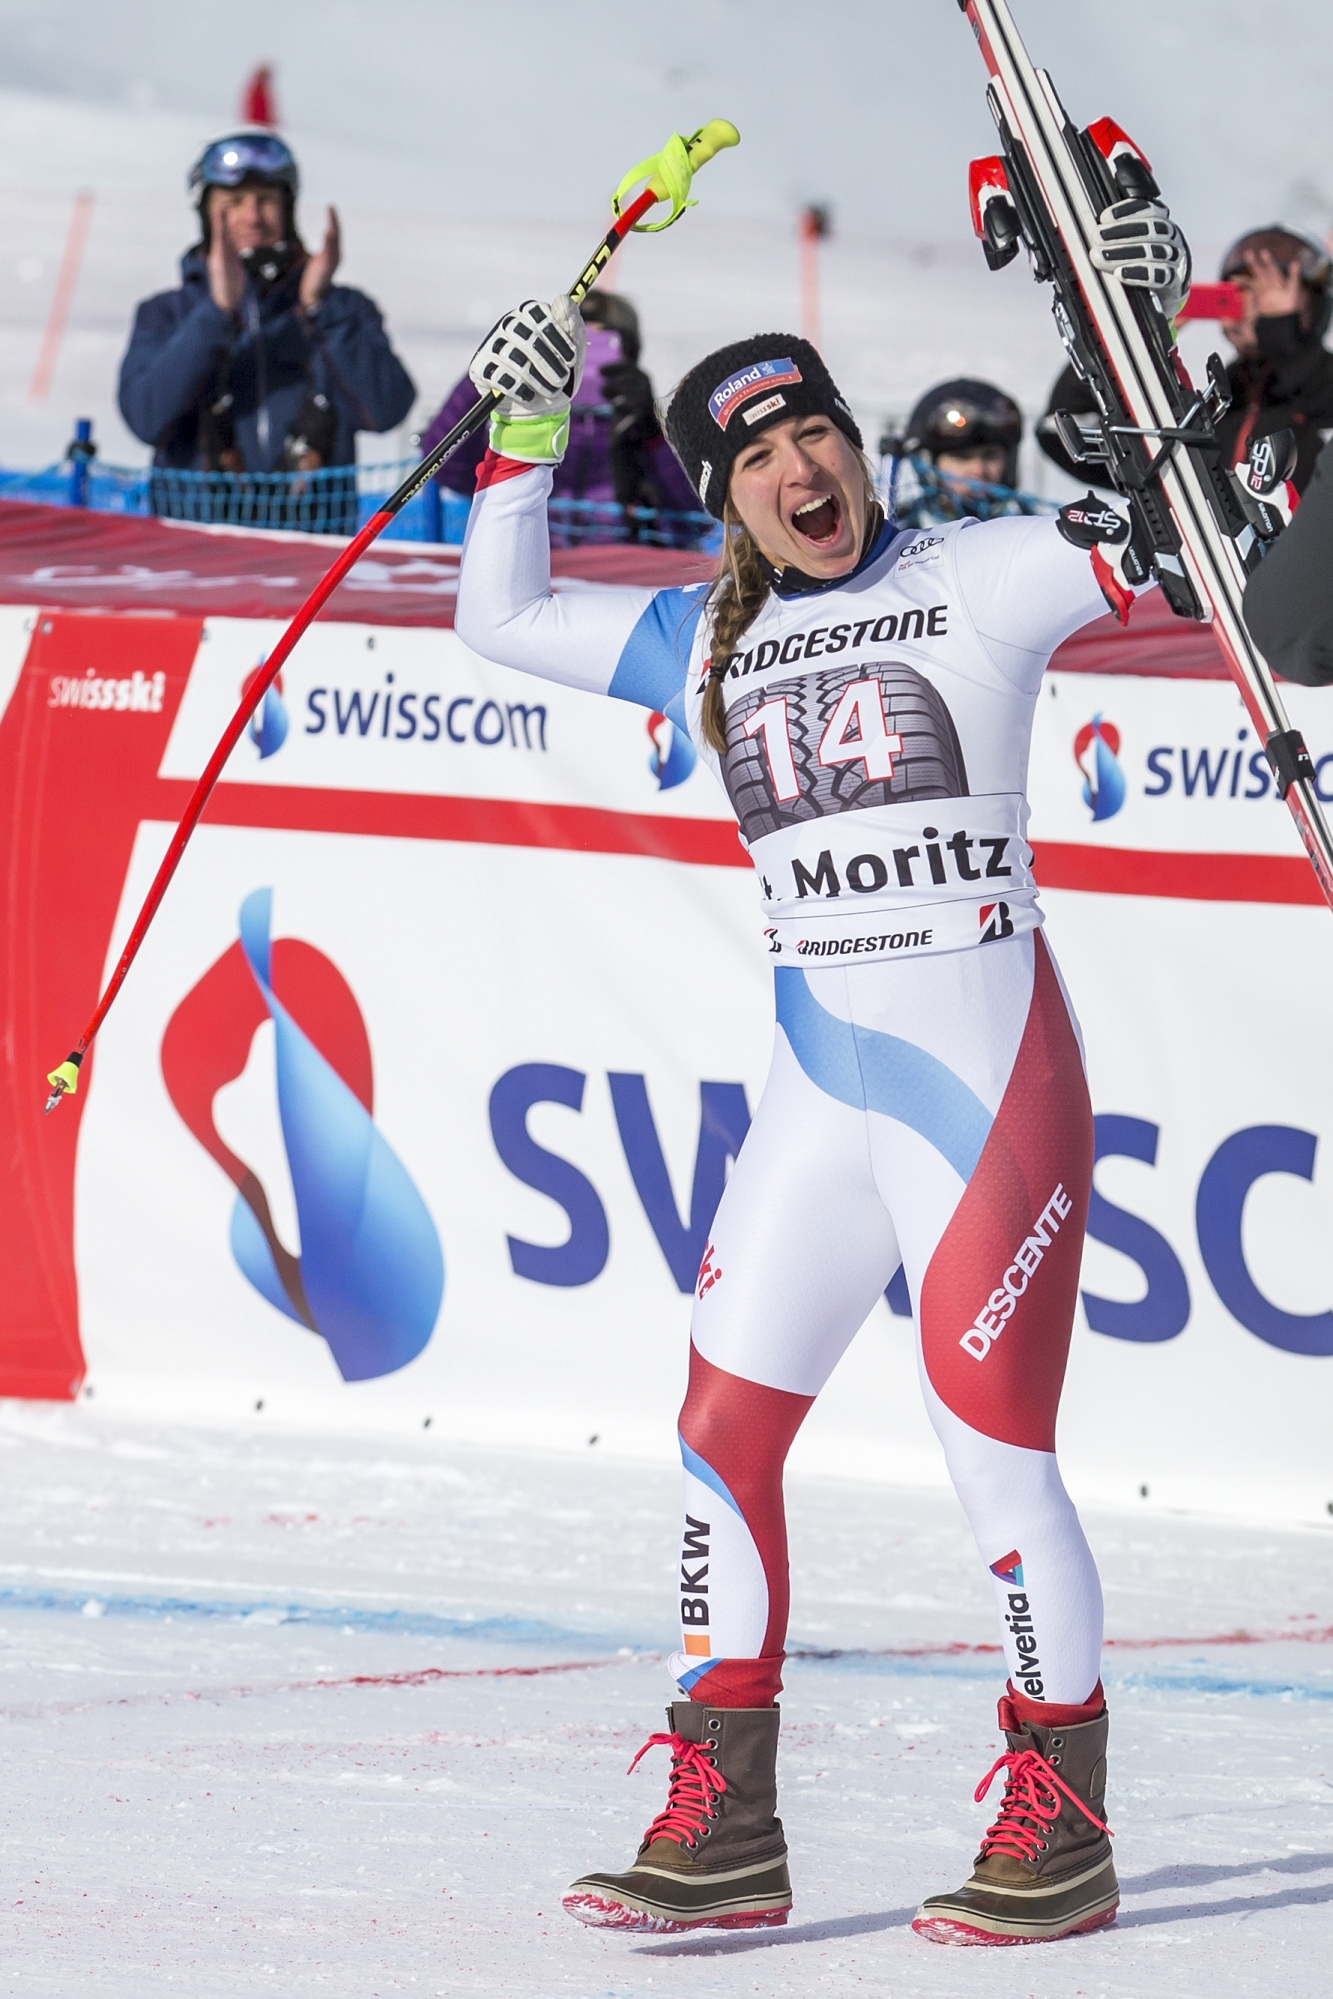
left=161, top=889, right=444, bottom=1381
left=1074, top=713, right=1125, bottom=822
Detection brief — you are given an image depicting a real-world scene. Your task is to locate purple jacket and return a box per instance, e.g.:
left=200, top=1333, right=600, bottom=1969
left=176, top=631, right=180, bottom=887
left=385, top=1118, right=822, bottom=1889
left=422, top=346, right=698, bottom=514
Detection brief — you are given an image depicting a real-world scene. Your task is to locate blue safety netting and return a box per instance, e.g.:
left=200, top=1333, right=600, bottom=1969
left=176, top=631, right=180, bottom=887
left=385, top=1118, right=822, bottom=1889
left=881, top=452, right=1059, bottom=530
left=0, top=454, right=719, bottom=552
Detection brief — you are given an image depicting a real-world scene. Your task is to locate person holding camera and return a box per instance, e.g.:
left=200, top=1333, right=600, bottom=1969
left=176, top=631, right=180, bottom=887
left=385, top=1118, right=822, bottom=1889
left=1038, top=224, right=1333, bottom=494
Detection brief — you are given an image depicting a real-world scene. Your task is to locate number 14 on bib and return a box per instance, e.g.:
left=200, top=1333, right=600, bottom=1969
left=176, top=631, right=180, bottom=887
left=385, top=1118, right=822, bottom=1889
left=743, top=678, right=903, bottom=802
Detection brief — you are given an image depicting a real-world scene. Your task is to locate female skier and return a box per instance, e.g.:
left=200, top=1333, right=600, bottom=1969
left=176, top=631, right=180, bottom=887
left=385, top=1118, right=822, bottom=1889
left=454, top=204, right=1185, bottom=1949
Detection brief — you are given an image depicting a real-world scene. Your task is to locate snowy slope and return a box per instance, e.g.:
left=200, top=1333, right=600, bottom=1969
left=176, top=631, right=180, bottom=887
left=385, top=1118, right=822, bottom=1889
left=0, top=0, right=1328, bottom=240
left=0, top=1402, right=1330, bottom=1996
left=0, top=0, right=1322, bottom=471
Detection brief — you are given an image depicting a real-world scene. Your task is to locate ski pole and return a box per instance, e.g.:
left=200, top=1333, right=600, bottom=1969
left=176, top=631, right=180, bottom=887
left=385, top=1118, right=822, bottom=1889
left=43, top=119, right=739, bottom=1114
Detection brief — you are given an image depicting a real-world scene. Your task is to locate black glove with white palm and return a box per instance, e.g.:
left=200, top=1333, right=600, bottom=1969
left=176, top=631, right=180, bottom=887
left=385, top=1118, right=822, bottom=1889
left=1092, top=199, right=1190, bottom=317
left=469, top=296, right=587, bottom=465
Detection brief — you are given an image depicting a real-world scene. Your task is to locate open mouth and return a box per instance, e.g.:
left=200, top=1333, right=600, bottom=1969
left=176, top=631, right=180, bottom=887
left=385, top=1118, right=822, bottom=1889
left=791, top=493, right=842, bottom=546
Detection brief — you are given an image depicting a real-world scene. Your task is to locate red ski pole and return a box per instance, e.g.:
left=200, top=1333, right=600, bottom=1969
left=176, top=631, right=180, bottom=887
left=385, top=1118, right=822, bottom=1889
left=44, top=120, right=739, bottom=1112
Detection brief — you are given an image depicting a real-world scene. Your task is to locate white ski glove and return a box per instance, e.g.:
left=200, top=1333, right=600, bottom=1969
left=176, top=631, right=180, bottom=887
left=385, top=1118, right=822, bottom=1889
left=469, top=295, right=586, bottom=466
left=470, top=295, right=586, bottom=413
left=1092, top=199, right=1190, bottom=317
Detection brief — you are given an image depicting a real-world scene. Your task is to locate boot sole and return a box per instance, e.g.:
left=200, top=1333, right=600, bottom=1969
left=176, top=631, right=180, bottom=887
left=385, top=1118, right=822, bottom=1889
left=563, top=1892, right=789, bottom=1934
left=912, top=1901, right=1118, bottom=1946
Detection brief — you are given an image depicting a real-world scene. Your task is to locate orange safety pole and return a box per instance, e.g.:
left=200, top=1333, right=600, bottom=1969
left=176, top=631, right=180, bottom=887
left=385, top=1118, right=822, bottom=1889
left=798, top=204, right=830, bottom=352
left=29, top=189, right=94, bottom=404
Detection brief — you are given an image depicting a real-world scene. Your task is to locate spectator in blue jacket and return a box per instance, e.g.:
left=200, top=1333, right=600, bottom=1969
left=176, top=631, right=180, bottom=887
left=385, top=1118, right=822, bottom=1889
left=118, top=131, right=414, bottom=524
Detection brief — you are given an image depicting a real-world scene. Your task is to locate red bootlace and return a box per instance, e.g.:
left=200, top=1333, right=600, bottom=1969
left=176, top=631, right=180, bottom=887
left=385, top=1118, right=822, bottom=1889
left=974, top=1747, right=1112, bottom=1865
left=627, top=1731, right=728, bottom=1849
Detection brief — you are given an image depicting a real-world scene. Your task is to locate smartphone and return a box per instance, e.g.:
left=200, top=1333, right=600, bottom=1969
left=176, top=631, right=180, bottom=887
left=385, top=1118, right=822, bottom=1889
left=1176, top=282, right=1246, bottom=323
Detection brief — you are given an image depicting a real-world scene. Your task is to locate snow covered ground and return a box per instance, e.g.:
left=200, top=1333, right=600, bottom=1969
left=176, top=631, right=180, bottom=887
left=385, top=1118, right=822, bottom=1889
left=1, top=1400, right=1331, bottom=1996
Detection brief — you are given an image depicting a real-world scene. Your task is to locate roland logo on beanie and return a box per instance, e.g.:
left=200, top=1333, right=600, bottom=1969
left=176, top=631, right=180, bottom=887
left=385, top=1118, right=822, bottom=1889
left=707, top=358, right=804, bottom=429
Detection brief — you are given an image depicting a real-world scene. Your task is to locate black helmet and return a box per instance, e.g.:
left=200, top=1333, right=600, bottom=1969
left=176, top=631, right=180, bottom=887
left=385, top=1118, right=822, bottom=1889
left=189, top=130, right=299, bottom=248
left=1221, top=224, right=1333, bottom=340
left=894, top=378, right=1023, bottom=490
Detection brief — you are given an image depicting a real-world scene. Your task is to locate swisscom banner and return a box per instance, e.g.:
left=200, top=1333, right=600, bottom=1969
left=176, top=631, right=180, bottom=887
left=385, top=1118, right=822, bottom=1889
left=1, top=606, right=1330, bottom=1523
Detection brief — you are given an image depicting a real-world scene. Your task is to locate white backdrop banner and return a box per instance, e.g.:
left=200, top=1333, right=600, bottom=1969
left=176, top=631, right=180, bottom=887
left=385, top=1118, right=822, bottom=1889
left=1, top=606, right=1329, bottom=1524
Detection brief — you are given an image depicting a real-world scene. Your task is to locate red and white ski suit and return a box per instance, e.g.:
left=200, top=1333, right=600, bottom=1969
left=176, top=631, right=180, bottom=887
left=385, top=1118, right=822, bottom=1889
left=457, top=451, right=1124, bottom=1709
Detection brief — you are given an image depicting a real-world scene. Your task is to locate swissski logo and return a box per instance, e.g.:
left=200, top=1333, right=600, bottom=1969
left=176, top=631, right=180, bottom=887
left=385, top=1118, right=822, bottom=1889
left=1073, top=712, right=1126, bottom=822
left=161, top=889, right=444, bottom=1381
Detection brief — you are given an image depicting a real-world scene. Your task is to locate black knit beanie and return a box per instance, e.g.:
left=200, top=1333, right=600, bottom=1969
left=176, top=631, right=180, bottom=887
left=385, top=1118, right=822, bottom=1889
left=664, top=334, right=863, bottom=519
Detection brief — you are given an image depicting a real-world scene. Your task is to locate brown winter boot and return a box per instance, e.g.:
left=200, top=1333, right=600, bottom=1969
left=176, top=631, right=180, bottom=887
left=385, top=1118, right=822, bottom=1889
left=912, top=1694, right=1118, bottom=1945
left=562, top=1700, right=792, bottom=1932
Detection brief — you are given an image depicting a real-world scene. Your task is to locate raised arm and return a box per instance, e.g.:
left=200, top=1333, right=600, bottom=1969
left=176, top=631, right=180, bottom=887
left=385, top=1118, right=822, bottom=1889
left=454, top=296, right=703, bottom=719
left=952, top=508, right=1145, bottom=693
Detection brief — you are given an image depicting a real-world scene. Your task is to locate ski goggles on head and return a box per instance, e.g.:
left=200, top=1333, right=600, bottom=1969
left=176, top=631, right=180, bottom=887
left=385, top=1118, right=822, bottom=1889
left=922, top=399, right=1021, bottom=450
left=189, top=133, right=299, bottom=198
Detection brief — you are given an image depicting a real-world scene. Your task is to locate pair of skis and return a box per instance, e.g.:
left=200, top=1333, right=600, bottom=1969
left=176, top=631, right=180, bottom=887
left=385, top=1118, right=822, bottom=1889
left=958, top=0, right=1333, bottom=912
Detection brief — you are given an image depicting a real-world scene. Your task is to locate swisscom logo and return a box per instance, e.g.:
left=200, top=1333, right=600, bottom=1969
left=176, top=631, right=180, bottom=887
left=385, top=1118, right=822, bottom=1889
left=161, top=888, right=444, bottom=1381
left=245, top=660, right=289, bottom=760
left=648, top=710, right=696, bottom=790
left=1073, top=713, right=1125, bottom=822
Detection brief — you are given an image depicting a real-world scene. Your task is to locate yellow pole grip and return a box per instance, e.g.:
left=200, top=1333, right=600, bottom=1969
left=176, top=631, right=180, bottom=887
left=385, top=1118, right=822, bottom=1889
left=614, top=119, right=740, bottom=234
left=652, top=118, right=740, bottom=195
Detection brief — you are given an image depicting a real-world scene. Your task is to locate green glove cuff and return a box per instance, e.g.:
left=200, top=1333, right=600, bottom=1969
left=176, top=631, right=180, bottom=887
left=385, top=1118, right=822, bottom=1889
left=489, top=410, right=571, bottom=464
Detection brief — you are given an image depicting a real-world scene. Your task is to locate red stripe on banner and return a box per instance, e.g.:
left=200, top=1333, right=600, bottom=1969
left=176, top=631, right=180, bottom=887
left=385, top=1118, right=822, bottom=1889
left=193, top=783, right=751, bottom=868
left=194, top=792, right=1329, bottom=904
left=1031, top=840, right=1325, bottom=906
left=155, top=779, right=1331, bottom=903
